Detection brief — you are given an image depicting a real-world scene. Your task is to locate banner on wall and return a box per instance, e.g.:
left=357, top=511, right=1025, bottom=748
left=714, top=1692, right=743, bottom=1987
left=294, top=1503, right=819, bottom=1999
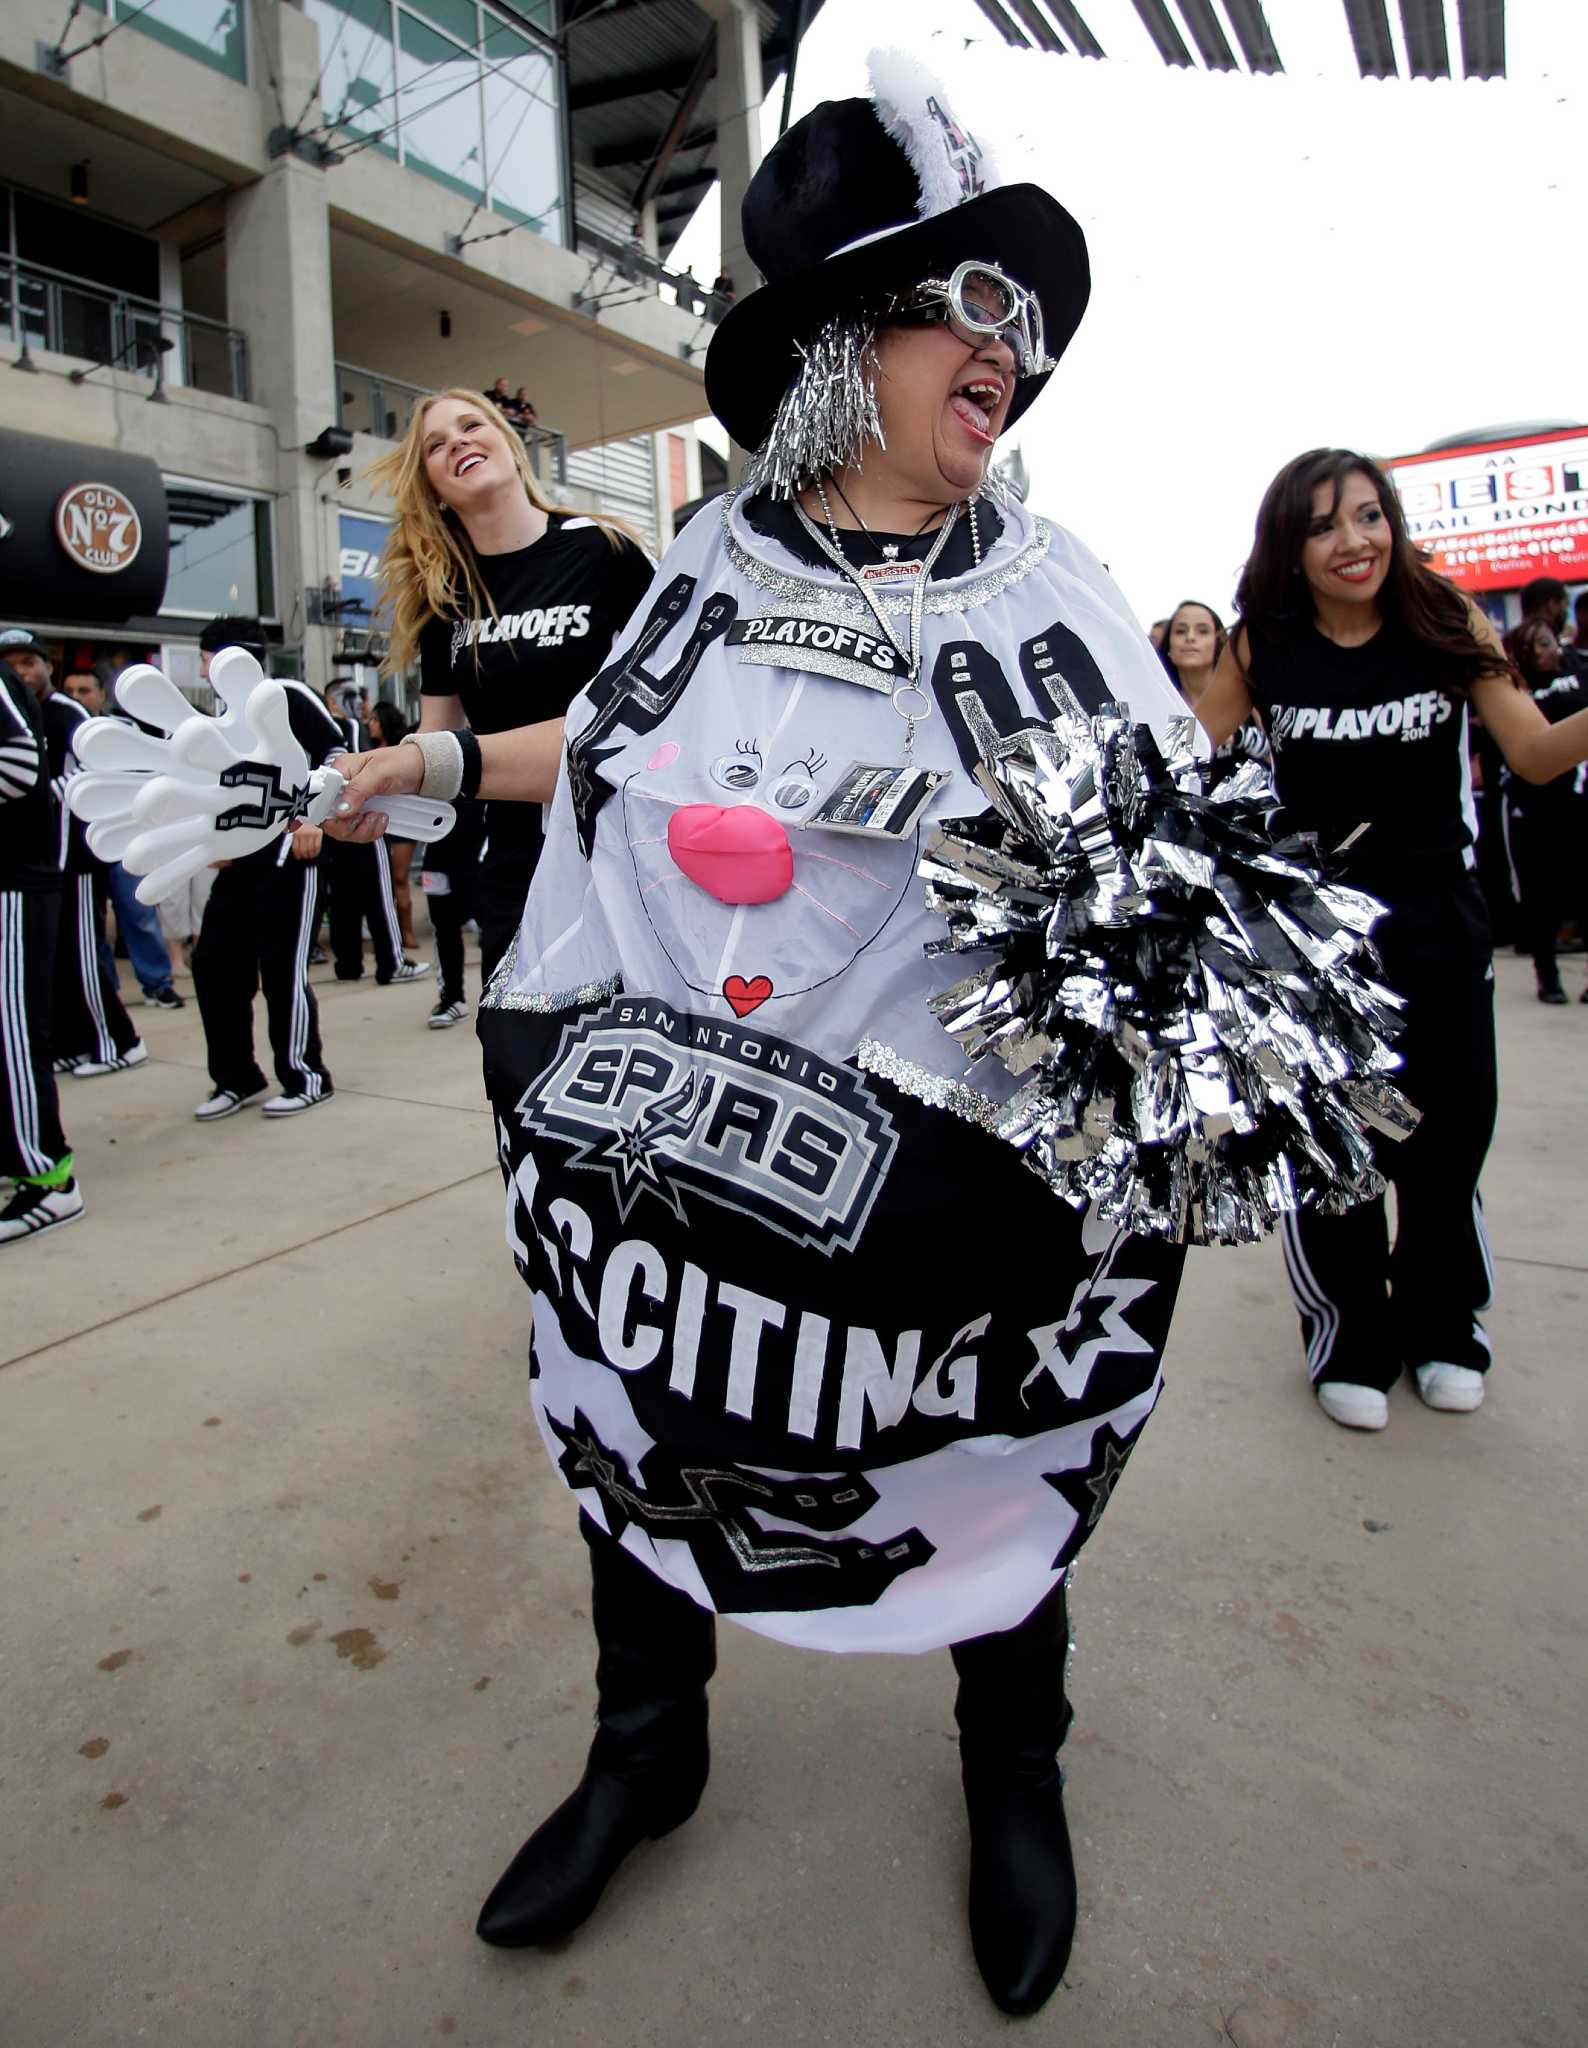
left=1389, top=429, right=1588, bottom=593
left=337, top=511, right=389, bottom=622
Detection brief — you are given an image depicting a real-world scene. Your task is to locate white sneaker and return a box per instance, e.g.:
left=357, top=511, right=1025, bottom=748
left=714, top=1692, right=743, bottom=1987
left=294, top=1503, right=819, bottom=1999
left=1316, top=1381, right=1389, bottom=1431
left=1414, top=1362, right=1486, bottom=1413
left=53, top=1055, right=82, bottom=1075
left=0, top=1178, right=84, bottom=1245
left=380, top=961, right=431, bottom=985
left=261, top=1089, right=332, bottom=1117
left=428, top=998, right=468, bottom=1029
left=71, top=1042, right=148, bottom=1077
left=194, top=1085, right=268, bottom=1121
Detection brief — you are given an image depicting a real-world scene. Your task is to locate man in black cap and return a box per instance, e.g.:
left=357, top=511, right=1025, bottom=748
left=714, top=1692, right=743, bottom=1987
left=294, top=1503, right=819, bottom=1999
left=0, top=629, right=147, bottom=1079
left=0, top=651, right=83, bottom=1243
left=189, top=618, right=343, bottom=1119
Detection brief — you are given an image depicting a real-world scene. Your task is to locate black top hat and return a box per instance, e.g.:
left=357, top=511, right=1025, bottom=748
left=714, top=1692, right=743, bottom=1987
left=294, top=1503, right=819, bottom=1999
left=705, top=50, right=1089, bottom=455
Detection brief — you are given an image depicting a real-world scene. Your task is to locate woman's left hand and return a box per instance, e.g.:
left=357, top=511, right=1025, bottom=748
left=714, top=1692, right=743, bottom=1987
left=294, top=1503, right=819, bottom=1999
left=321, top=742, right=423, bottom=842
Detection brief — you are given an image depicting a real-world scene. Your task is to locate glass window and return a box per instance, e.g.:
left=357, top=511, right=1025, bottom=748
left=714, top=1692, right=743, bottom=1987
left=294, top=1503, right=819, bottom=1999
left=109, top=1, right=248, bottom=84
left=397, top=9, right=485, bottom=200
left=404, top=0, right=477, bottom=39
left=306, top=0, right=399, bottom=156
left=480, top=18, right=564, bottom=242
left=162, top=488, right=274, bottom=621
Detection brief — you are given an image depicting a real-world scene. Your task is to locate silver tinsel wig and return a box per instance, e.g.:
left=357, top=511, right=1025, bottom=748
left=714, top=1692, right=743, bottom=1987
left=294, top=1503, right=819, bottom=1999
left=746, top=316, right=886, bottom=500
left=920, top=687, right=1420, bottom=1246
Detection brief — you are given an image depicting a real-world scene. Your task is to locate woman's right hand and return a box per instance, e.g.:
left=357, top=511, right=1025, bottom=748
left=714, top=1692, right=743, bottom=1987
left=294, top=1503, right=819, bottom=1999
left=320, top=741, right=424, bottom=842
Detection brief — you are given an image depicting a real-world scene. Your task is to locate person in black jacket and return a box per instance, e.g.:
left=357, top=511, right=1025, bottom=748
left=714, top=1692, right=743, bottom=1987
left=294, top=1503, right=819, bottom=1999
left=0, top=660, right=83, bottom=1243
left=319, top=682, right=427, bottom=986
left=0, top=631, right=146, bottom=1078
left=1501, top=615, right=1588, bottom=1003
left=190, top=619, right=345, bottom=1121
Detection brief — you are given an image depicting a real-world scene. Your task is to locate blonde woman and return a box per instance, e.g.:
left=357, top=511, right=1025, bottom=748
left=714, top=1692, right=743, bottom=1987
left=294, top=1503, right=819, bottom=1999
left=367, top=388, right=653, bottom=986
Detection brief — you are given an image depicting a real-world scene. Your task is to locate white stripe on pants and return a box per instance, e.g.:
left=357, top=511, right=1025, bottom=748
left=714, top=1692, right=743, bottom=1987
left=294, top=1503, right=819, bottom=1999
left=1280, top=1211, right=1341, bottom=1381
left=0, top=892, right=49, bottom=1177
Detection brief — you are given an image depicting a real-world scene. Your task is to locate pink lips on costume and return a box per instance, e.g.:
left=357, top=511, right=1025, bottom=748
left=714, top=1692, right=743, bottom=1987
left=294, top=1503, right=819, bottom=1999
left=647, top=741, right=681, bottom=771
left=667, top=802, right=793, bottom=905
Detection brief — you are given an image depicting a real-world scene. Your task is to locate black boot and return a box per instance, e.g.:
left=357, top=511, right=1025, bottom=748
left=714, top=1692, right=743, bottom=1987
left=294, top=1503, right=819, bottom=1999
left=949, top=1581, right=1077, bottom=2018
left=476, top=1518, right=716, bottom=1947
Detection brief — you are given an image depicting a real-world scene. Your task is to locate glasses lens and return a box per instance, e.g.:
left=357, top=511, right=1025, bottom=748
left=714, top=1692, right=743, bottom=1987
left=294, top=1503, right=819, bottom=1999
left=957, top=268, right=1017, bottom=329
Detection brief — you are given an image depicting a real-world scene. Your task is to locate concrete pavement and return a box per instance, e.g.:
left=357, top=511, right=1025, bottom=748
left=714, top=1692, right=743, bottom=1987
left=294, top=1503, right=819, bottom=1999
left=2, top=942, right=1584, bottom=2047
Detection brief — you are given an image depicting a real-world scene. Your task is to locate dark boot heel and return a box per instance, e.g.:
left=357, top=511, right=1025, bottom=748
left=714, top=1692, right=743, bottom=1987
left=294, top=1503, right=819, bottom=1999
left=477, top=1522, right=717, bottom=1949
left=951, top=1579, right=1077, bottom=2018
left=963, top=1772, right=1078, bottom=2016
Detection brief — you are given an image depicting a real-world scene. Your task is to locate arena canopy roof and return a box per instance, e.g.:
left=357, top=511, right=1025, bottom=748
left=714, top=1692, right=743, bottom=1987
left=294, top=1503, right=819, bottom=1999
left=564, top=0, right=830, bottom=261
left=968, top=0, right=1506, bottom=79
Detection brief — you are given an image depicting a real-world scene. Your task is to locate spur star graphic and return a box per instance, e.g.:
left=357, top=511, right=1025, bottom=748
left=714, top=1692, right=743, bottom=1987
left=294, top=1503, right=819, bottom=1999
left=1022, top=1270, right=1156, bottom=1403
left=65, top=648, right=455, bottom=903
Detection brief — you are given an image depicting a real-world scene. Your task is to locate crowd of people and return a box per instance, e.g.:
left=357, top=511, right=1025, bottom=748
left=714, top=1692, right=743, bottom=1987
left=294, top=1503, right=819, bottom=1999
left=4, top=45, right=1586, bottom=2026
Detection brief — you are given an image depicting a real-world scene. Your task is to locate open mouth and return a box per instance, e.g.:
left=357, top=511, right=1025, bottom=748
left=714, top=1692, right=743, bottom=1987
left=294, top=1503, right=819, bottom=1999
left=947, top=376, right=1004, bottom=444
left=1333, top=557, right=1378, bottom=583
left=454, top=450, right=487, bottom=479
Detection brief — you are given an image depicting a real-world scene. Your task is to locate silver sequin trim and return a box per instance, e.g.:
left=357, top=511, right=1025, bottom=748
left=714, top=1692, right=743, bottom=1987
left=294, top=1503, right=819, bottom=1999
left=855, top=1039, right=1004, bottom=1130
left=481, top=932, right=622, bottom=1015
left=722, top=492, right=1053, bottom=620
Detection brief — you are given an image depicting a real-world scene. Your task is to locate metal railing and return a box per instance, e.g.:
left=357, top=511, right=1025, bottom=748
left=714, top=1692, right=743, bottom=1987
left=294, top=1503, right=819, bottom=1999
left=335, top=360, right=567, bottom=483
left=3, top=257, right=250, bottom=400
left=572, top=223, right=734, bottom=326
left=334, top=362, right=430, bottom=443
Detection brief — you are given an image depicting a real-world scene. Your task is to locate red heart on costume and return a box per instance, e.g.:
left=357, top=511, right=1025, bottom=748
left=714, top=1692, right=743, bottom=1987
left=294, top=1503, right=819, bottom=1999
left=723, top=974, right=774, bottom=1018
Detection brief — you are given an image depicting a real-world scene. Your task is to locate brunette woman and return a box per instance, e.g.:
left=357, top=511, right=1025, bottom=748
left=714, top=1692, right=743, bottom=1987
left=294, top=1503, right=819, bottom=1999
left=1195, top=449, right=1588, bottom=1431
left=368, top=390, right=652, bottom=984
left=1159, top=598, right=1269, bottom=788
left=1500, top=615, right=1588, bottom=1004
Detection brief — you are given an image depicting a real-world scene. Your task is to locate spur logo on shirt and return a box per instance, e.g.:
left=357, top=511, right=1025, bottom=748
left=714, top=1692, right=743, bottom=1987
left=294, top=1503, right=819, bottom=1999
left=728, top=612, right=907, bottom=685
left=449, top=605, right=592, bottom=664
left=1268, top=692, right=1453, bottom=744
left=518, top=999, right=898, bottom=1253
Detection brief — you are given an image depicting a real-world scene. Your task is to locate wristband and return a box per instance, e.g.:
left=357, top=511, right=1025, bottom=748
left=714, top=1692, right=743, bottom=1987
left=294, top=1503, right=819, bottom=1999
left=456, top=727, right=483, bottom=800
left=398, top=730, right=464, bottom=800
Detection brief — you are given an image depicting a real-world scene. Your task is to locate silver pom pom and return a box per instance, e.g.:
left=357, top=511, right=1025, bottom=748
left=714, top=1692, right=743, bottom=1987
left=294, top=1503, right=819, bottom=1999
left=746, top=316, right=886, bottom=500
left=920, top=700, right=1420, bottom=1246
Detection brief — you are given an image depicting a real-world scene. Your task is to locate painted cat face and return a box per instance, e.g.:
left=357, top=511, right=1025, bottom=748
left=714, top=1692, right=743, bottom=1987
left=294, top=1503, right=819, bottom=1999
left=619, top=733, right=919, bottom=1017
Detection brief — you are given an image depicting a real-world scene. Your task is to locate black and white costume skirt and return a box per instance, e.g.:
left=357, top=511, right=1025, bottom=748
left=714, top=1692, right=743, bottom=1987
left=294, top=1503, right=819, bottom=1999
left=482, top=994, right=1184, bottom=1655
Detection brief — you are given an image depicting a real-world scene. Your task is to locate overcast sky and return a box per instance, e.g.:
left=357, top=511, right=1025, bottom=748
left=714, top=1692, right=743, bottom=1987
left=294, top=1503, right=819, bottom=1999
left=673, top=0, right=1587, bottom=625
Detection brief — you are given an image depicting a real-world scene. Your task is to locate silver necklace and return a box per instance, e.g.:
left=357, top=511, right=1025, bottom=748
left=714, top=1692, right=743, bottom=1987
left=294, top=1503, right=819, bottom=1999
left=795, top=493, right=962, bottom=764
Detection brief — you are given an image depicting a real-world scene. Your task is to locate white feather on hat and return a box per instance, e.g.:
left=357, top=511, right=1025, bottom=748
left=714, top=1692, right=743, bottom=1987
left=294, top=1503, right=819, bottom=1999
left=866, top=47, right=1003, bottom=219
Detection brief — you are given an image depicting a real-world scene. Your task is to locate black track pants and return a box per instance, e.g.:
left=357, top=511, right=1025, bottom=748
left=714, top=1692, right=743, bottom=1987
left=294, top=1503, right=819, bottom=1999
left=52, top=871, right=140, bottom=1064
left=325, top=836, right=402, bottom=981
left=193, top=856, right=331, bottom=1100
left=0, top=885, right=69, bottom=1178
left=1279, top=873, right=1498, bottom=1390
left=429, top=890, right=469, bottom=1005
left=1505, top=795, right=1588, bottom=991
left=477, top=837, right=536, bottom=989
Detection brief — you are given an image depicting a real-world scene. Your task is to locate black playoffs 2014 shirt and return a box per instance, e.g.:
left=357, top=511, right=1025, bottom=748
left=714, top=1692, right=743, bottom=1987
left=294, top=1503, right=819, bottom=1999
left=1245, top=616, right=1477, bottom=887
left=419, top=515, right=654, bottom=864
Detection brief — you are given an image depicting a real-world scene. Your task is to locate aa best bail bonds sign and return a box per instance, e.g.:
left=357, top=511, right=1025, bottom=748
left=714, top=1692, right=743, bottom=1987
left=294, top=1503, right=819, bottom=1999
left=1389, top=429, right=1588, bottom=593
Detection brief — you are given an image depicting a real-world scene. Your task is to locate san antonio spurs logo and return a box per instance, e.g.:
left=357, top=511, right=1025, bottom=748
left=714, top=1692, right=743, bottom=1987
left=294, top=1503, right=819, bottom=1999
left=519, top=998, right=898, bottom=1253
left=215, top=759, right=312, bottom=833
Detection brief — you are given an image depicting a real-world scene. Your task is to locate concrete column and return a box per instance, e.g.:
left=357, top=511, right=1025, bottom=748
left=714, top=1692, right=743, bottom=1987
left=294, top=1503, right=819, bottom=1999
left=700, top=0, right=763, bottom=303
left=218, top=0, right=339, bottom=687
left=638, top=199, right=660, bottom=262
